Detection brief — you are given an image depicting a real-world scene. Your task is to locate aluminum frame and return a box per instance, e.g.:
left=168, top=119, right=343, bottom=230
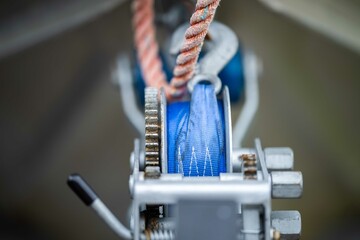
left=130, top=139, right=272, bottom=240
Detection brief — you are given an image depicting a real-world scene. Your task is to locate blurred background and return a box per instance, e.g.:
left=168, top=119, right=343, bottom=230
left=0, top=0, right=359, bottom=239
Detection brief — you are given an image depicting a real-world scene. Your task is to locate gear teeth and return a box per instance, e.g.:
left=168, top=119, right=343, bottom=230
left=145, top=116, right=158, bottom=124
left=146, top=151, right=159, bottom=156
left=145, top=133, right=159, bottom=138
left=145, top=109, right=158, bottom=115
left=146, top=124, right=159, bottom=130
left=145, top=142, right=159, bottom=154
left=241, top=154, right=258, bottom=180
left=144, top=87, right=161, bottom=178
left=145, top=142, right=159, bottom=146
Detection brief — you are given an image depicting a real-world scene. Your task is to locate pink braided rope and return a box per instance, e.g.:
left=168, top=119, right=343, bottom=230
left=170, top=0, right=221, bottom=94
left=132, top=0, right=168, bottom=90
left=132, top=0, right=221, bottom=99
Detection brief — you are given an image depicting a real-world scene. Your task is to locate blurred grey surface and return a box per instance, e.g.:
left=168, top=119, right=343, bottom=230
left=0, top=0, right=359, bottom=239
left=0, top=0, right=127, bottom=58
left=259, top=0, right=360, bottom=54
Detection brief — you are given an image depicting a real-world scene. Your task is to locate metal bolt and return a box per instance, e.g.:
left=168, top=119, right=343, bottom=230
left=130, top=152, right=135, bottom=172
left=129, top=175, right=134, bottom=197
left=265, top=147, right=294, bottom=171
left=139, top=151, right=145, bottom=171
left=271, top=171, right=303, bottom=199
left=271, top=211, right=301, bottom=239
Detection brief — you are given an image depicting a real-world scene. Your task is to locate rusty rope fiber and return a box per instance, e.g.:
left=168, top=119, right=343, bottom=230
left=132, top=0, right=221, bottom=100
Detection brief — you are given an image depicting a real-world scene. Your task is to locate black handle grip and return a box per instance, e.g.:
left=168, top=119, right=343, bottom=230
left=67, top=173, right=98, bottom=206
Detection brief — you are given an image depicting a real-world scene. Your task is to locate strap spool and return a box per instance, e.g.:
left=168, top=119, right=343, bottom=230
left=167, top=83, right=228, bottom=176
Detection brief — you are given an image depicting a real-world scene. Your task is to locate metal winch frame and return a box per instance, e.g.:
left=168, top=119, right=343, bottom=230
left=128, top=86, right=302, bottom=240
left=68, top=62, right=303, bottom=240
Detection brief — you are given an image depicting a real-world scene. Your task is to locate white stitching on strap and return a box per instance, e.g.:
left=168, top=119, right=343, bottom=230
left=189, top=146, right=200, bottom=176
left=177, top=146, right=184, bottom=175
left=204, top=146, right=214, bottom=176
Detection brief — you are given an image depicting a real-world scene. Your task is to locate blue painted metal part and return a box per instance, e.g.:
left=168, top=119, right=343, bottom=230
left=134, top=48, right=244, bottom=104
left=219, top=49, right=244, bottom=102
left=167, top=84, right=226, bottom=176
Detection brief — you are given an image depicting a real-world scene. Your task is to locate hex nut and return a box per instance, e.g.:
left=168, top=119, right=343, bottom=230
left=265, top=147, right=294, bottom=171
left=271, top=211, right=301, bottom=240
left=271, top=171, right=303, bottom=199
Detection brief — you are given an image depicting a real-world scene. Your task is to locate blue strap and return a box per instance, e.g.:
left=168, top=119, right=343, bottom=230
left=167, top=84, right=226, bottom=176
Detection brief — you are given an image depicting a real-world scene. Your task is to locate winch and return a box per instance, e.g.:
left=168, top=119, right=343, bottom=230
left=67, top=1, right=303, bottom=239
left=125, top=86, right=302, bottom=240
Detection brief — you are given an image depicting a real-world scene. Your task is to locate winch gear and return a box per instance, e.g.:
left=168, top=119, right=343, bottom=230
left=241, top=154, right=258, bottom=180
left=144, top=87, right=161, bottom=178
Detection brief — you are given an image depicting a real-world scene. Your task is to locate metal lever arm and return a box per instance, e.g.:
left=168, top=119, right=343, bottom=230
left=68, top=174, right=132, bottom=239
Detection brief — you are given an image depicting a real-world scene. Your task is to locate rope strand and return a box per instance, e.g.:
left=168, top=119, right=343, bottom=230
left=132, top=0, right=168, bottom=90
left=169, top=0, right=221, bottom=97
left=132, top=0, right=221, bottom=100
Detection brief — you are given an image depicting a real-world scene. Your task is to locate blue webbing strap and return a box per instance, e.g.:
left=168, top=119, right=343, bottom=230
left=167, top=84, right=226, bottom=176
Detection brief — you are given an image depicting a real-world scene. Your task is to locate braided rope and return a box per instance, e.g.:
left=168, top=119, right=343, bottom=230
left=170, top=0, right=221, bottom=95
left=132, top=0, right=221, bottom=99
left=132, top=0, right=168, bottom=89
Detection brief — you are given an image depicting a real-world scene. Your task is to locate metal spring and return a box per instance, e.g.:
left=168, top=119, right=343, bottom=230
left=141, top=230, right=175, bottom=240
